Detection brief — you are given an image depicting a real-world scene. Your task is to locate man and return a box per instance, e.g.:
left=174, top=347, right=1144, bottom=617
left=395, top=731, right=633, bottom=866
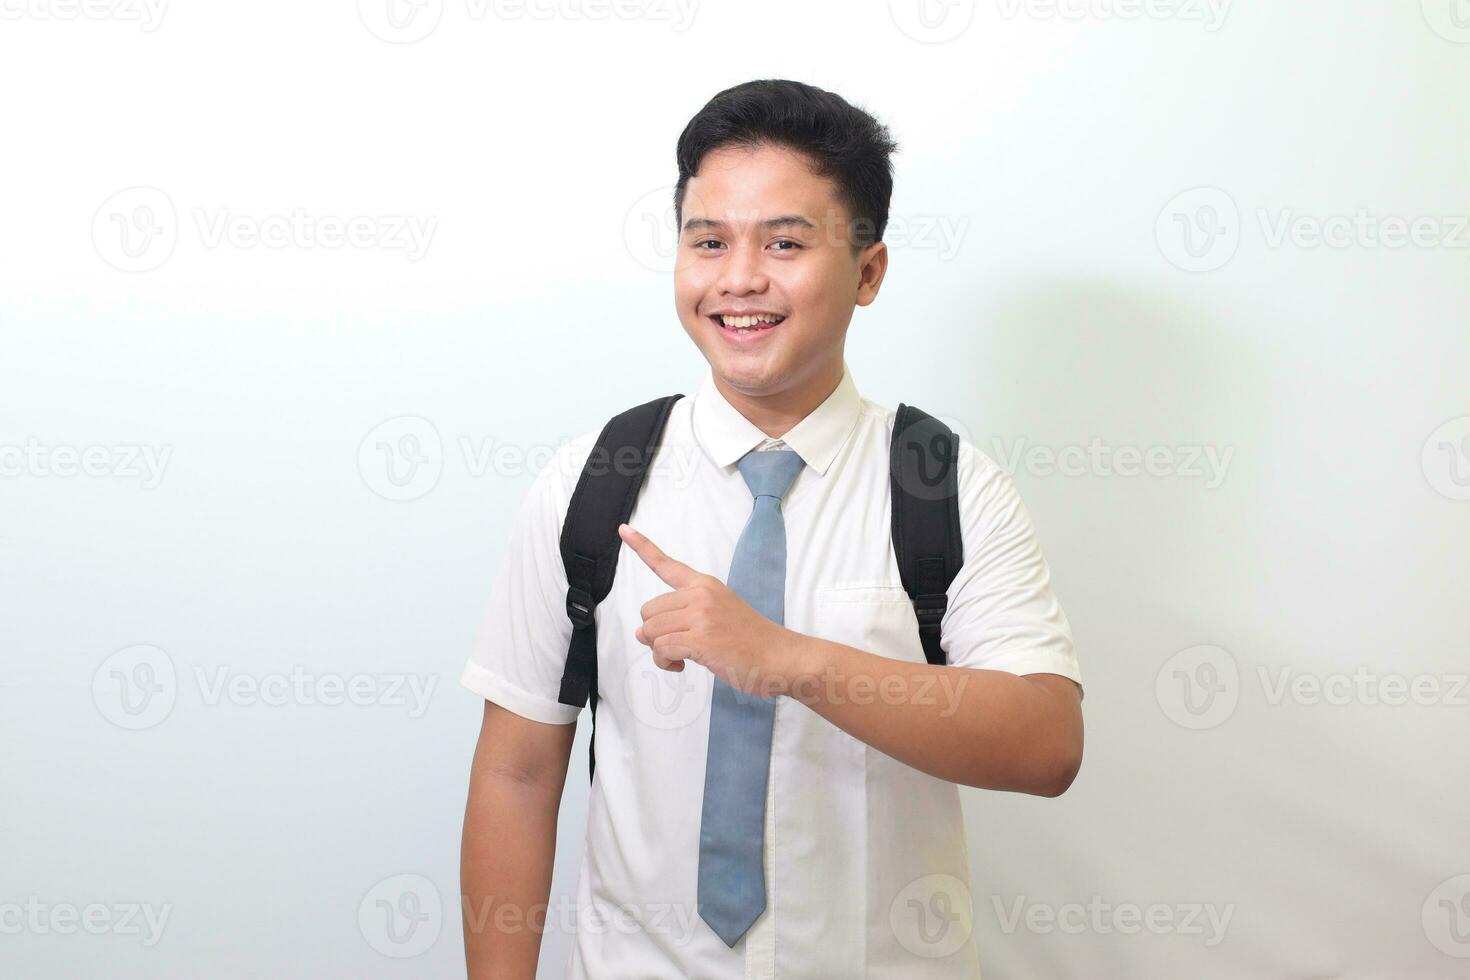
left=460, top=78, right=1084, bottom=979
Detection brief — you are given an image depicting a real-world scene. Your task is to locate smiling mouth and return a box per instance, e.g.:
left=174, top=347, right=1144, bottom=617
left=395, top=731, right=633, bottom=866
left=709, top=313, right=787, bottom=334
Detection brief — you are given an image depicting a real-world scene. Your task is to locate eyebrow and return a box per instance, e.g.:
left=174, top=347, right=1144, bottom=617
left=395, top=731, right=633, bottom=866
left=681, top=214, right=818, bottom=234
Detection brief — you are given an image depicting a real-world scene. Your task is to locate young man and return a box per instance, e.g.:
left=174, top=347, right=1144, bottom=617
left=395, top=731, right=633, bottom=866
left=460, top=78, right=1084, bottom=979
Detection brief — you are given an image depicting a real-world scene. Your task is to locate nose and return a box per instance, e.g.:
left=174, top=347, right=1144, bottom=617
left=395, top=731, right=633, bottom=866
left=715, top=239, right=769, bottom=297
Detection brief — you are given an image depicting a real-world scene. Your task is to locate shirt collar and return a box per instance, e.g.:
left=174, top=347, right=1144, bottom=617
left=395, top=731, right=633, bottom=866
left=691, top=359, right=862, bottom=477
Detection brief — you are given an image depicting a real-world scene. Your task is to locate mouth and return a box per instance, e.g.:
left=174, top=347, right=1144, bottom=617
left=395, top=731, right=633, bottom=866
left=708, top=312, right=787, bottom=345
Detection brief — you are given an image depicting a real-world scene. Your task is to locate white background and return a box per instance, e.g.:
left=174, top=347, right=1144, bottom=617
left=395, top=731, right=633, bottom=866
left=3, top=0, right=1468, bottom=976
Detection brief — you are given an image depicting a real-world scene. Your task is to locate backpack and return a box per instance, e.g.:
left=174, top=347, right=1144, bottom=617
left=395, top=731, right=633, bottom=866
left=555, top=393, right=963, bottom=783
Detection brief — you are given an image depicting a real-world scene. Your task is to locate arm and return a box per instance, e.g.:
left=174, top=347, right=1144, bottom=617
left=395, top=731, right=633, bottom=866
left=460, top=700, right=577, bottom=980
left=783, top=637, right=1083, bottom=796
left=782, top=440, right=1084, bottom=796
left=618, top=440, right=1084, bottom=798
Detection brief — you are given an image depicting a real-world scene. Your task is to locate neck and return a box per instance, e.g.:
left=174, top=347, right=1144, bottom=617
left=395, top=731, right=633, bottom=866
left=713, top=358, right=844, bottom=440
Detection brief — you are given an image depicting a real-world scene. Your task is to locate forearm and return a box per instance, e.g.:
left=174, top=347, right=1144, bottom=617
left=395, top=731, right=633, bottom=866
left=460, top=773, right=562, bottom=979
left=782, top=632, right=1081, bottom=795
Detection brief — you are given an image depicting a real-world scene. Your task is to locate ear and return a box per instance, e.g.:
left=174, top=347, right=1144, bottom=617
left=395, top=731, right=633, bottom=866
left=855, top=239, right=888, bottom=307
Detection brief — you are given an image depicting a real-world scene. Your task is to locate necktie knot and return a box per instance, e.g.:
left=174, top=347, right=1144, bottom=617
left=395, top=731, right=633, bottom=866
left=736, top=448, right=805, bottom=502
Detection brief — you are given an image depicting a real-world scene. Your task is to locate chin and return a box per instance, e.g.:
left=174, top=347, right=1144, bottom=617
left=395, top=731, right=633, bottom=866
left=718, top=359, right=788, bottom=391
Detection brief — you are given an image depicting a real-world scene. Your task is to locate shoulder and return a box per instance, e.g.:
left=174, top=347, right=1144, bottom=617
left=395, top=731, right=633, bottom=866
left=530, top=426, right=601, bottom=511
left=528, top=391, right=690, bottom=512
left=868, top=396, right=1010, bottom=493
left=501, top=427, right=601, bottom=544
left=871, top=397, right=1026, bottom=546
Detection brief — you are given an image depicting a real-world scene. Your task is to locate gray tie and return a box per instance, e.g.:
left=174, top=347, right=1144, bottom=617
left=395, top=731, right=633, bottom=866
left=697, top=447, right=806, bottom=947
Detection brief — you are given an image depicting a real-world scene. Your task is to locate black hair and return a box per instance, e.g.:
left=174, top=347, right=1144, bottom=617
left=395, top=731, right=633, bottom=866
left=673, top=78, right=899, bottom=250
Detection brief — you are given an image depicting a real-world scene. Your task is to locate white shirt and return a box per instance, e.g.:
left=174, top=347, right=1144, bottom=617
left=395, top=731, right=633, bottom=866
left=461, top=358, right=1083, bottom=979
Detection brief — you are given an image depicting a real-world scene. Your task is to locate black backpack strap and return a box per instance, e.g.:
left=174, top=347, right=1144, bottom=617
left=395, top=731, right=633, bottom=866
left=889, top=403, right=964, bottom=666
left=557, top=393, right=683, bottom=782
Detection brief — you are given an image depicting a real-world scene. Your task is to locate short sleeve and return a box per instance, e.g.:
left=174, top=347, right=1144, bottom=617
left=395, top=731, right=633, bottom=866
left=459, top=443, right=583, bottom=725
left=939, top=440, right=1084, bottom=700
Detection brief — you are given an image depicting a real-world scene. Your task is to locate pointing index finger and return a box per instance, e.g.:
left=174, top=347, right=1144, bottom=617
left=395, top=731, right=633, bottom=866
left=618, top=523, right=695, bottom=588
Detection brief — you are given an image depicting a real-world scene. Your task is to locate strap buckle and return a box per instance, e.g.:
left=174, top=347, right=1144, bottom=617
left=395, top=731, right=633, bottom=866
left=566, top=586, right=596, bottom=629
left=912, top=592, right=947, bottom=631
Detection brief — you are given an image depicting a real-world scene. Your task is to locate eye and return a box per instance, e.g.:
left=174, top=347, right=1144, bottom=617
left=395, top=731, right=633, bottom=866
left=770, top=239, right=802, bottom=252
left=692, top=239, right=724, bottom=250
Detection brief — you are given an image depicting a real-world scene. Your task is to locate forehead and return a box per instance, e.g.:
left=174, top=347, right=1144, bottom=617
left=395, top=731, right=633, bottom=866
left=682, top=143, right=847, bottom=225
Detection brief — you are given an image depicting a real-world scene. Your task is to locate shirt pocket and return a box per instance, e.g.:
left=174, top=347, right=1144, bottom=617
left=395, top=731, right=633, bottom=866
left=812, top=583, right=927, bottom=665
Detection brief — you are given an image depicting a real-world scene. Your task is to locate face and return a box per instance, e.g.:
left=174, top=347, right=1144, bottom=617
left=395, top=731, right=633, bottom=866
left=674, top=142, right=887, bottom=408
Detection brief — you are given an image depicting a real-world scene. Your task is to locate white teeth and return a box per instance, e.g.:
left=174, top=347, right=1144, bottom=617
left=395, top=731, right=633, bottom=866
left=718, top=313, right=784, bottom=328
